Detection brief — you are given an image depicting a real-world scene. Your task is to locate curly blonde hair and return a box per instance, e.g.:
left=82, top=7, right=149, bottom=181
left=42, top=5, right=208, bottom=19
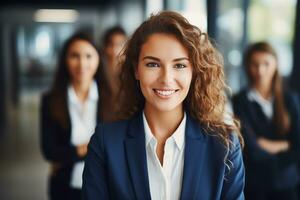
left=117, top=11, right=243, bottom=150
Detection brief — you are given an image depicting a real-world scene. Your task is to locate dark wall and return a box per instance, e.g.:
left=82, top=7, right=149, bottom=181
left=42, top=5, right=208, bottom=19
left=207, top=0, right=217, bottom=39
left=0, top=23, right=5, bottom=131
left=290, top=0, right=300, bottom=93
left=0, top=0, right=112, bottom=6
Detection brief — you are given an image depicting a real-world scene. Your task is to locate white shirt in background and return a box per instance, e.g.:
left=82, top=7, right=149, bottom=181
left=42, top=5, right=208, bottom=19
left=143, top=112, right=186, bottom=200
left=68, top=81, right=98, bottom=189
left=247, top=88, right=274, bottom=120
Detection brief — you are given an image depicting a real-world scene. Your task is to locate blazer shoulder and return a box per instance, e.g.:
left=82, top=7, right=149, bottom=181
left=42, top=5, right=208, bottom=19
left=195, top=121, right=240, bottom=154
left=209, top=131, right=241, bottom=153
left=232, top=89, right=248, bottom=103
left=284, top=90, right=299, bottom=105
left=41, top=90, right=54, bottom=106
left=94, top=119, right=131, bottom=140
left=232, top=89, right=250, bottom=114
left=229, top=132, right=242, bottom=152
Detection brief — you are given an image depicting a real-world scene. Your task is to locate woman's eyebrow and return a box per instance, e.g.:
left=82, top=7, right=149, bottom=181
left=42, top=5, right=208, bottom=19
left=142, top=56, right=189, bottom=62
left=173, top=57, right=189, bottom=62
left=142, top=56, right=160, bottom=61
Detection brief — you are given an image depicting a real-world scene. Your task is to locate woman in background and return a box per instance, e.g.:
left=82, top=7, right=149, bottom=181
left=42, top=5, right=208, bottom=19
left=83, top=11, right=245, bottom=200
left=40, top=32, right=102, bottom=200
left=232, top=42, right=300, bottom=200
left=100, top=25, right=127, bottom=122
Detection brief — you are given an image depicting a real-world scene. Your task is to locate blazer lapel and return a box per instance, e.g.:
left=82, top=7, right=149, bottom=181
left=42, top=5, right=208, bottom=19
left=125, top=112, right=151, bottom=200
left=63, top=94, right=72, bottom=136
left=180, top=114, right=207, bottom=199
left=247, top=99, right=273, bottom=136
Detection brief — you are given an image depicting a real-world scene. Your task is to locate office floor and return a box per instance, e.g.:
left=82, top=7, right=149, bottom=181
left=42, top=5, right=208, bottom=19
left=0, top=91, right=48, bottom=200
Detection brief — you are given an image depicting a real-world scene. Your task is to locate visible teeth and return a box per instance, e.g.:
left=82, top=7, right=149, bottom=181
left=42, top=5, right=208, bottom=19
left=156, top=90, right=176, bottom=96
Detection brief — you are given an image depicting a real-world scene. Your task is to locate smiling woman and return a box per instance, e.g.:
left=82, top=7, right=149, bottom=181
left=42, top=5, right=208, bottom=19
left=136, top=33, right=193, bottom=116
left=40, top=32, right=102, bottom=200
left=83, top=11, right=245, bottom=200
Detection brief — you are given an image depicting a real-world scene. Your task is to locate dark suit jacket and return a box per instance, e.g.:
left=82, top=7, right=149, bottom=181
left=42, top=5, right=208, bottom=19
left=40, top=86, right=101, bottom=198
left=232, top=89, right=300, bottom=190
left=82, top=112, right=245, bottom=200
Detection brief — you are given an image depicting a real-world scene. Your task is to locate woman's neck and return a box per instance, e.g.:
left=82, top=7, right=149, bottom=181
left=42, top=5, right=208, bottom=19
left=254, top=84, right=272, bottom=100
left=71, top=80, right=92, bottom=103
left=144, top=105, right=184, bottom=142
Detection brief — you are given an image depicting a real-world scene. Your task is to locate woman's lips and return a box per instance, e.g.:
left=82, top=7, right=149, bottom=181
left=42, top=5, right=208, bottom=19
left=153, top=89, right=179, bottom=98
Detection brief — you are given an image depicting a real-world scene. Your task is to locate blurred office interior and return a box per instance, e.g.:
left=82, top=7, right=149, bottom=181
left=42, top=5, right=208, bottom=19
left=0, top=0, right=299, bottom=199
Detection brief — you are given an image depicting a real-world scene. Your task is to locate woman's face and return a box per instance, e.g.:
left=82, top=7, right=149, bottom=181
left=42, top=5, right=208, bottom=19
left=248, top=51, right=277, bottom=89
left=135, top=33, right=193, bottom=113
left=105, top=33, right=127, bottom=60
left=66, top=39, right=100, bottom=84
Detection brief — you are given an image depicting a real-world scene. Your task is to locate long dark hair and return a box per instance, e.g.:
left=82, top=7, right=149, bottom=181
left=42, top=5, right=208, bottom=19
left=117, top=11, right=243, bottom=150
left=244, top=41, right=290, bottom=135
left=48, top=32, right=102, bottom=129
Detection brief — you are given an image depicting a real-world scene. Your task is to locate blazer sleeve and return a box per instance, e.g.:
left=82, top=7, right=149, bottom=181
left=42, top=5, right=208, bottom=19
left=289, top=92, right=300, bottom=153
left=220, top=134, right=245, bottom=200
left=276, top=92, right=300, bottom=167
left=40, top=94, right=82, bottom=164
left=82, top=124, right=110, bottom=200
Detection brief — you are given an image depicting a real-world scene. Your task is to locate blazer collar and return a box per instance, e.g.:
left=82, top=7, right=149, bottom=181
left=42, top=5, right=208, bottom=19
left=127, top=111, right=203, bottom=139
left=125, top=112, right=152, bottom=200
left=185, top=113, right=206, bottom=140
left=180, top=114, right=207, bottom=199
left=125, top=111, right=207, bottom=200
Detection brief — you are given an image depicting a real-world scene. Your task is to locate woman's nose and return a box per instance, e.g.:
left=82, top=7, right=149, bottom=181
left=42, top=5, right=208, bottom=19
left=159, top=66, right=173, bottom=84
left=78, top=57, right=88, bottom=69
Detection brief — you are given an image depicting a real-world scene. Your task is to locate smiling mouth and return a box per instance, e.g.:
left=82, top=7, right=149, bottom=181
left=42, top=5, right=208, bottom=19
left=153, top=89, right=179, bottom=97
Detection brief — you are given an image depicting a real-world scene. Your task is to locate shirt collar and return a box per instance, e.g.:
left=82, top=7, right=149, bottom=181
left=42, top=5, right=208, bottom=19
left=68, top=80, right=98, bottom=105
left=88, top=81, right=99, bottom=101
left=247, top=88, right=273, bottom=105
left=143, top=111, right=186, bottom=150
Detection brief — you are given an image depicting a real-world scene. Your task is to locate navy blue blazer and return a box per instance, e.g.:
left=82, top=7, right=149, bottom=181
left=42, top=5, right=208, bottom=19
left=82, top=112, right=245, bottom=200
left=232, top=89, right=300, bottom=190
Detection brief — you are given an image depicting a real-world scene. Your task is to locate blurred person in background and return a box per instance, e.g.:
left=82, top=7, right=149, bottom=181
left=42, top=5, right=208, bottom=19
left=40, top=32, right=102, bottom=200
left=100, top=25, right=127, bottom=122
left=83, top=11, right=245, bottom=199
left=232, top=42, right=300, bottom=200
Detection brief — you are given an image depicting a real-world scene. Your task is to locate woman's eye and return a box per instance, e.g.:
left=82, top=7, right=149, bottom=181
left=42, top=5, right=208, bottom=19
left=175, top=64, right=186, bottom=69
left=69, top=53, right=79, bottom=59
left=146, top=62, right=159, bottom=67
left=264, top=61, right=271, bottom=67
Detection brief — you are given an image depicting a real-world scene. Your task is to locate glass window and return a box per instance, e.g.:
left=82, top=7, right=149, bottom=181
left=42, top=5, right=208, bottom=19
left=165, top=0, right=207, bottom=31
left=248, top=0, right=297, bottom=77
left=146, top=0, right=163, bottom=17
left=216, top=0, right=245, bottom=93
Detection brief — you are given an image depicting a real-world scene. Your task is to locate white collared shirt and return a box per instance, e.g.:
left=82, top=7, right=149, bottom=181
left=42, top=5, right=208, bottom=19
left=143, top=112, right=186, bottom=200
left=67, top=81, right=99, bottom=189
left=247, top=88, right=274, bottom=120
